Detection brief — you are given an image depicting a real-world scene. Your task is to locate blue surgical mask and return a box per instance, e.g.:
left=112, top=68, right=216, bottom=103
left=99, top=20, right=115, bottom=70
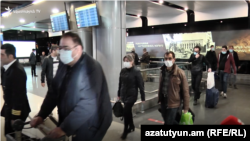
left=229, top=49, right=233, bottom=52
left=59, top=49, right=76, bottom=64
left=211, top=48, right=215, bottom=51
left=193, top=52, right=197, bottom=55
left=222, top=51, right=226, bottom=54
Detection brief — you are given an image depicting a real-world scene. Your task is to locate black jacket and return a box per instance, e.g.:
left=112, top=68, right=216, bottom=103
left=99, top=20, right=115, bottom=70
left=205, top=50, right=217, bottom=71
left=41, top=55, right=59, bottom=84
left=131, top=51, right=139, bottom=65
left=140, top=52, right=150, bottom=64
left=29, top=52, right=36, bottom=65
left=1, top=61, right=31, bottom=120
left=231, top=51, right=240, bottom=68
left=118, top=66, right=145, bottom=103
left=37, top=53, right=112, bottom=141
left=188, top=54, right=211, bottom=72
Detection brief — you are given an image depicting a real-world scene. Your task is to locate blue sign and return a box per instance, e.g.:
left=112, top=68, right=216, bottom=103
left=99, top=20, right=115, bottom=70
left=75, top=3, right=99, bottom=28
left=50, top=11, right=69, bottom=32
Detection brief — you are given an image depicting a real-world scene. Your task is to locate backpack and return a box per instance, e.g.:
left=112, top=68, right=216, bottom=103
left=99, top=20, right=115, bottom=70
left=112, top=100, right=124, bottom=121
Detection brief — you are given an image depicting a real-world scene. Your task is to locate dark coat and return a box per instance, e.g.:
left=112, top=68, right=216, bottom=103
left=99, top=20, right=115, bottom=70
left=231, top=51, right=240, bottom=68
left=41, top=55, right=59, bottom=84
left=188, top=54, right=211, bottom=72
left=37, top=53, right=112, bottom=141
left=205, top=50, right=217, bottom=71
left=117, top=66, right=145, bottom=103
left=29, top=52, right=36, bottom=65
left=131, top=51, right=139, bottom=65
left=140, top=52, right=150, bottom=64
left=1, top=61, right=31, bottom=121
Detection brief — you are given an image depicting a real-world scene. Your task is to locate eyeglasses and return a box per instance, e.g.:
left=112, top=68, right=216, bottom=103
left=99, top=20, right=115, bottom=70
left=59, top=45, right=78, bottom=50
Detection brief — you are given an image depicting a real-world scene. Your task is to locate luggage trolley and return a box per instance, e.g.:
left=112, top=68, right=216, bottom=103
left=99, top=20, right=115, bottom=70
left=6, top=115, right=70, bottom=141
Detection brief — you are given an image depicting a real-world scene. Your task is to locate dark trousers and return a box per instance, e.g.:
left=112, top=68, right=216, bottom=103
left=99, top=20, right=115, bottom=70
left=31, top=65, right=36, bottom=76
left=191, top=71, right=202, bottom=100
left=160, top=102, right=179, bottom=125
left=123, top=102, right=134, bottom=132
left=220, top=70, right=229, bottom=93
left=5, top=118, right=14, bottom=136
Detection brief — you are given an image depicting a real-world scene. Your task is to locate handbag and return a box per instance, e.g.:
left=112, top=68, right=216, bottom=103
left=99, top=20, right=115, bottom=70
left=112, top=100, right=124, bottom=121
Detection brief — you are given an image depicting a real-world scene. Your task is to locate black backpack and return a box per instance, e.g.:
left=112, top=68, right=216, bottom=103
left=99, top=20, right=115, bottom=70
left=112, top=100, right=124, bottom=121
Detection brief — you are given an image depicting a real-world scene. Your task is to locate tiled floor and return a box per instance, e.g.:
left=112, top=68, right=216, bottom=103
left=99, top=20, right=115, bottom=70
left=1, top=65, right=250, bottom=141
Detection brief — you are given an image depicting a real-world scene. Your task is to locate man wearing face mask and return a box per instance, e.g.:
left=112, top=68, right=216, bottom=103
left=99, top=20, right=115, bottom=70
left=158, top=51, right=190, bottom=125
left=217, top=45, right=236, bottom=98
left=41, top=46, right=60, bottom=88
left=228, top=45, right=239, bottom=89
left=188, top=46, right=211, bottom=105
left=30, top=32, right=112, bottom=141
left=205, top=45, right=218, bottom=81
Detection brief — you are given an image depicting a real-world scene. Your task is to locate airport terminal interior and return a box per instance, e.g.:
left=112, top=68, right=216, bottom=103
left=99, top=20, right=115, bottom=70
left=1, top=0, right=250, bottom=141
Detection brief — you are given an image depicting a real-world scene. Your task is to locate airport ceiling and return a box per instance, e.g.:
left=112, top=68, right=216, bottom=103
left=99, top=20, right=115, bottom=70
left=1, top=0, right=249, bottom=32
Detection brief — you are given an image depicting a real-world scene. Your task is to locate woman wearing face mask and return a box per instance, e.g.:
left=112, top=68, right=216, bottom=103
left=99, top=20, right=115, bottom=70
left=117, top=54, right=145, bottom=140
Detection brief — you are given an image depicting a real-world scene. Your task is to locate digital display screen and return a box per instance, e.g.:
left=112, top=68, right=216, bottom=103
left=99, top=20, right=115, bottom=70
left=50, top=11, right=69, bottom=32
left=75, top=3, right=99, bottom=28
left=0, top=33, right=3, bottom=42
left=2, top=41, right=35, bottom=58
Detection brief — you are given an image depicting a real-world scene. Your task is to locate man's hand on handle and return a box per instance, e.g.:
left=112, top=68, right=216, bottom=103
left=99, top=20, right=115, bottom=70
left=48, top=127, right=66, bottom=139
left=30, top=116, right=43, bottom=127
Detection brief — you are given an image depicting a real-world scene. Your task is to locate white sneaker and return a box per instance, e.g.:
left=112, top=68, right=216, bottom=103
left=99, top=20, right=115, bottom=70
left=224, top=93, right=227, bottom=98
left=220, top=91, right=224, bottom=96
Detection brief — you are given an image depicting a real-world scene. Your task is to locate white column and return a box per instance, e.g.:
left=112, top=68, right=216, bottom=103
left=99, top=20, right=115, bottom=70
left=93, top=0, right=126, bottom=99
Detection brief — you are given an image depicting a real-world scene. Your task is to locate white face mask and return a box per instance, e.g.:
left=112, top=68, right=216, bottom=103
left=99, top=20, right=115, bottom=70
left=165, top=60, right=173, bottom=67
left=59, top=49, right=74, bottom=64
left=123, top=62, right=131, bottom=68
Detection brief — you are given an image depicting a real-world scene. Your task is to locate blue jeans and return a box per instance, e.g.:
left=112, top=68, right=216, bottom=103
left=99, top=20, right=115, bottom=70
left=220, top=70, right=229, bottom=93
left=160, top=101, right=179, bottom=125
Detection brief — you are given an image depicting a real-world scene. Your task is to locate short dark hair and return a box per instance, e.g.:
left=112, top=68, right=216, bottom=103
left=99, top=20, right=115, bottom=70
left=51, top=45, right=59, bottom=51
left=229, top=45, right=234, bottom=48
left=61, top=32, right=83, bottom=49
left=164, top=51, right=175, bottom=58
left=1, top=43, right=16, bottom=59
left=210, top=45, right=214, bottom=47
left=194, top=46, right=201, bottom=51
left=222, top=45, right=227, bottom=50
left=32, top=49, right=36, bottom=51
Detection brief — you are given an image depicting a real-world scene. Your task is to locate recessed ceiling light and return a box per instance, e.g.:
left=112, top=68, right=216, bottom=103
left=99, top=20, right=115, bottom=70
left=33, top=26, right=36, bottom=28
left=152, top=27, right=154, bottom=28
left=42, top=30, right=44, bottom=32
left=159, top=0, right=163, bottom=4
left=220, top=21, right=223, bottom=23
left=184, top=24, right=187, bottom=26
left=137, top=14, right=140, bottom=17
left=184, top=7, right=188, bottom=10
left=20, top=19, right=25, bottom=23
left=52, top=8, right=59, bottom=13
left=32, top=0, right=44, bottom=4
left=0, top=25, right=4, bottom=28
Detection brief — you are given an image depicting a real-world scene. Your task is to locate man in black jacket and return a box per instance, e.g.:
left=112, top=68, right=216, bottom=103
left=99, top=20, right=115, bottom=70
left=205, top=45, right=217, bottom=72
left=29, top=49, right=37, bottom=77
left=131, top=48, right=139, bottom=66
left=228, top=45, right=240, bottom=89
left=140, top=48, right=150, bottom=81
left=30, top=32, right=112, bottom=141
left=188, top=46, right=211, bottom=105
left=41, top=46, right=59, bottom=88
left=1, top=44, right=31, bottom=136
